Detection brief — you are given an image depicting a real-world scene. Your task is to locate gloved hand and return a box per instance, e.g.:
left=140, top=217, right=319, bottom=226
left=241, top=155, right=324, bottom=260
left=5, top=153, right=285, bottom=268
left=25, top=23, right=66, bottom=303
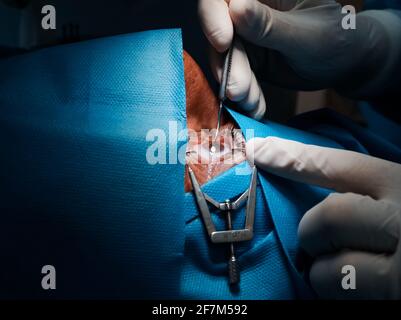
left=246, top=137, right=401, bottom=299
left=199, top=0, right=401, bottom=117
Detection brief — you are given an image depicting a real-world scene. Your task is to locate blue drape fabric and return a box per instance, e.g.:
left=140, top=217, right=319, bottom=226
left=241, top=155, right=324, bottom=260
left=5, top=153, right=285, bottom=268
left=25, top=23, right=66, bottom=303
left=0, top=30, right=187, bottom=299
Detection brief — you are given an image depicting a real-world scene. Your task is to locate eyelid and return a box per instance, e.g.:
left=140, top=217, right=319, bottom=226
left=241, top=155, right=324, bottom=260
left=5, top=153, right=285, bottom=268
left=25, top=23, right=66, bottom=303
left=186, top=128, right=245, bottom=153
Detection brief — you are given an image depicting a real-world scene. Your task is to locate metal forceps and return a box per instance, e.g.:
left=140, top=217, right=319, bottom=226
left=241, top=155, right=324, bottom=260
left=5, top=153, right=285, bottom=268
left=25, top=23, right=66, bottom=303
left=215, top=37, right=235, bottom=140
left=188, top=166, right=257, bottom=285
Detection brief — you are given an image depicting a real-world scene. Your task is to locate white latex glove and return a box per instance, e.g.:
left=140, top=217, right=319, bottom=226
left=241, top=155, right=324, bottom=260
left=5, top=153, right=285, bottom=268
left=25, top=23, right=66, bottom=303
left=199, top=0, right=401, bottom=116
left=246, top=137, right=401, bottom=299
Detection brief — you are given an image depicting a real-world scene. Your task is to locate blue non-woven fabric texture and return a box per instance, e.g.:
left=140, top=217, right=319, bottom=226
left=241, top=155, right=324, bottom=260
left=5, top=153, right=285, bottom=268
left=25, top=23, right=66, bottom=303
left=0, top=29, right=187, bottom=299
left=1, top=29, right=400, bottom=299
left=289, top=108, right=401, bottom=163
left=183, top=163, right=299, bottom=299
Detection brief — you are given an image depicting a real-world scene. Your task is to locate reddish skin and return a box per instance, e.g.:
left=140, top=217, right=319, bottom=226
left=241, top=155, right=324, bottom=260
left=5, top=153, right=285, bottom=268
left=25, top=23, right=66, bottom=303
left=183, top=51, right=244, bottom=192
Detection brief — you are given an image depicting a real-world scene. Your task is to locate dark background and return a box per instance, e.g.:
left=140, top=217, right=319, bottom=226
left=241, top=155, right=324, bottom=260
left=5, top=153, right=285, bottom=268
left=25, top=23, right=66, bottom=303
left=0, top=0, right=364, bottom=123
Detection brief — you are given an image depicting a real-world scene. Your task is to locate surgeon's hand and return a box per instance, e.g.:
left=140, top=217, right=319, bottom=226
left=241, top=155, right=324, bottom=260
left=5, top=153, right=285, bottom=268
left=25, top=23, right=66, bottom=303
left=184, top=51, right=246, bottom=192
left=199, top=0, right=401, bottom=116
left=246, top=137, right=401, bottom=299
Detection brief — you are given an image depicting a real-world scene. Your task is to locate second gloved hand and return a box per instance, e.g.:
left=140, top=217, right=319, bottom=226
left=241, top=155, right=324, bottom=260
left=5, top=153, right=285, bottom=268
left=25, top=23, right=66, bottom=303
left=246, top=136, right=401, bottom=299
left=199, top=0, right=401, bottom=115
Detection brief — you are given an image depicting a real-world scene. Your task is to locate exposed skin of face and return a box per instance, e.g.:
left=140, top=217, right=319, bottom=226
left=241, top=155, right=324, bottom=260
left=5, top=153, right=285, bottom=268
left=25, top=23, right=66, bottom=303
left=183, top=51, right=246, bottom=192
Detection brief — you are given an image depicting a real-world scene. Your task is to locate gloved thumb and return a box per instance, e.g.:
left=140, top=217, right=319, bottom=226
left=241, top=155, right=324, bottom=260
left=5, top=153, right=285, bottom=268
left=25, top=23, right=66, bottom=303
left=246, top=137, right=401, bottom=200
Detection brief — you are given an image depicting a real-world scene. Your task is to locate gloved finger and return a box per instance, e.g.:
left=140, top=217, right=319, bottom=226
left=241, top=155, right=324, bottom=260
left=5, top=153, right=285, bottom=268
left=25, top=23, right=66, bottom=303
left=236, top=72, right=266, bottom=120
left=228, top=0, right=337, bottom=52
left=198, top=0, right=233, bottom=52
left=310, top=251, right=398, bottom=299
left=299, top=192, right=400, bottom=257
left=246, top=137, right=401, bottom=200
left=198, top=0, right=299, bottom=52
left=228, top=0, right=292, bottom=50
left=210, top=39, right=267, bottom=119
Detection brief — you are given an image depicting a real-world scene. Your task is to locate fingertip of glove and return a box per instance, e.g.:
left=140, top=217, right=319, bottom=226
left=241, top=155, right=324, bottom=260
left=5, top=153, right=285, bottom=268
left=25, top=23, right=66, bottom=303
left=209, top=29, right=233, bottom=53
left=246, top=137, right=271, bottom=165
left=246, top=136, right=292, bottom=169
left=309, top=258, right=331, bottom=296
left=229, top=0, right=258, bottom=28
left=247, top=89, right=267, bottom=120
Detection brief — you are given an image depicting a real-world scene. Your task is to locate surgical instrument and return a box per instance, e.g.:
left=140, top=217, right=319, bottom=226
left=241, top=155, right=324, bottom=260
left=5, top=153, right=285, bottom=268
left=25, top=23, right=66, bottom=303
left=214, top=37, right=235, bottom=142
left=189, top=166, right=257, bottom=285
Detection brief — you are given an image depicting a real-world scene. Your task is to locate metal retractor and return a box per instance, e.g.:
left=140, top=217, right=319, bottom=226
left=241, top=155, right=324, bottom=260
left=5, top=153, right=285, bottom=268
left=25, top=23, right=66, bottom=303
left=188, top=166, right=257, bottom=285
